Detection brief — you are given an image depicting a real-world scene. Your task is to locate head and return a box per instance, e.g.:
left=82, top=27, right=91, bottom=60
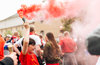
left=46, top=32, right=60, bottom=55
left=22, top=38, right=36, bottom=54
left=14, top=32, right=18, bottom=36
left=46, top=32, right=55, bottom=42
left=64, top=31, right=70, bottom=37
left=39, top=34, right=43, bottom=39
left=5, top=36, right=11, bottom=41
left=46, top=32, right=58, bottom=47
left=40, top=30, right=44, bottom=35
left=30, top=27, right=35, bottom=33
left=14, top=32, right=19, bottom=37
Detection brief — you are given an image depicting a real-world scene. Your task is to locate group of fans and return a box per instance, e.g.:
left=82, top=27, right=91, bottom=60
left=0, top=21, right=84, bottom=65
left=1, top=21, right=100, bottom=65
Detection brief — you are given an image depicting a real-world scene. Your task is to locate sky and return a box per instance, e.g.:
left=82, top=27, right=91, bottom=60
left=0, top=0, right=43, bottom=21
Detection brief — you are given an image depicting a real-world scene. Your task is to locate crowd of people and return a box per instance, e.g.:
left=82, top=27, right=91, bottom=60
left=0, top=21, right=91, bottom=65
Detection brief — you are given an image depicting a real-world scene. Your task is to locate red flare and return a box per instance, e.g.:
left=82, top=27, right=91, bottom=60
left=17, top=4, right=41, bottom=19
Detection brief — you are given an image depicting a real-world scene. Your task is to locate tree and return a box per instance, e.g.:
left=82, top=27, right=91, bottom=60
left=4, top=30, right=12, bottom=36
left=61, top=18, right=75, bottom=32
left=17, top=30, right=23, bottom=38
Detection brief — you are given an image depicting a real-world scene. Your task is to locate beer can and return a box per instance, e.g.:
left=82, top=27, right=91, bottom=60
left=8, top=44, right=13, bottom=53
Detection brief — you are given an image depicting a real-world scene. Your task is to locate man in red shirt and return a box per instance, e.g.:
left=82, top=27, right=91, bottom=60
left=59, top=31, right=77, bottom=65
left=0, top=34, right=5, bottom=60
left=19, top=22, right=39, bottom=65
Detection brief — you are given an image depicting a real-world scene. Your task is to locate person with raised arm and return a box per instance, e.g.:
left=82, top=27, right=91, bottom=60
left=19, top=22, right=39, bottom=65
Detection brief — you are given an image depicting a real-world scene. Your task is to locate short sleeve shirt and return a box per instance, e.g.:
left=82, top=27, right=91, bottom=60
left=59, top=37, right=77, bottom=53
left=19, top=51, right=39, bottom=65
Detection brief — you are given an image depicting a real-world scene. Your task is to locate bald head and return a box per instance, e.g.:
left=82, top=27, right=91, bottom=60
left=64, top=31, right=70, bottom=36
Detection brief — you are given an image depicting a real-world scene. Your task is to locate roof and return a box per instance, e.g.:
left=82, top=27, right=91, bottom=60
left=0, top=13, right=35, bottom=29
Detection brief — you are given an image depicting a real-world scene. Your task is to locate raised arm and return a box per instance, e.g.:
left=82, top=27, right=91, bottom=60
left=22, top=22, right=30, bottom=55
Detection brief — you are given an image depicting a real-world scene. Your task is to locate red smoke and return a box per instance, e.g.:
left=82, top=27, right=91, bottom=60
left=17, top=4, right=41, bottom=19
left=17, top=0, right=84, bottom=20
left=46, top=0, right=65, bottom=17
left=17, top=0, right=66, bottom=20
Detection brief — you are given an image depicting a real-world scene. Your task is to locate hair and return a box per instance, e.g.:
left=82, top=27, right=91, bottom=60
left=40, top=30, right=44, bottom=33
left=30, top=27, right=34, bottom=32
left=22, top=38, right=36, bottom=46
left=4, top=36, right=10, bottom=41
left=39, top=35, right=42, bottom=39
left=60, top=29, right=64, bottom=33
left=64, top=31, right=70, bottom=36
left=14, top=32, right=18, bottom=36
left=46, top=32, right=60, bottom=54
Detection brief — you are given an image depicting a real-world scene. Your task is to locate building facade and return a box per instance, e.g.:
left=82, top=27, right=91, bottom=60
left=0, top=14, right=63, bottom=38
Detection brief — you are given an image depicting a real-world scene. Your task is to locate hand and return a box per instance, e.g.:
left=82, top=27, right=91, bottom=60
left=23, top=22, right=30, bottom=29
left=61, top=52, right=64, bottom=56
left=9, top=52, right=18, bottom=65
left=35, top=45, right=41, bottom=56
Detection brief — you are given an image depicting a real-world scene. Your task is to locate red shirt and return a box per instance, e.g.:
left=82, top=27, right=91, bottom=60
left=0, top=36, right=5, bottom=60
left=30, top=32, right=33, bottom=35
left=19, top=52, right=39, bottom=65
left=46, top=63, right=59, bottom=65
left=30, top=32, right=39, bottom=36
left=59, top=37, right=77, bottom=53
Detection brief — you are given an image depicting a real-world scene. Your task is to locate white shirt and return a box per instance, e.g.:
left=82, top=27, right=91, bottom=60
left=14, top=35, right=41, bottom=50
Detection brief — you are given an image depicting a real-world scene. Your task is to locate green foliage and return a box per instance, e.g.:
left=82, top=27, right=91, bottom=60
left=61, top=18, right=75, bottom=32
left=17, top=30, right=23, bottom=38
left=4, top=30, right=12, bottom=36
